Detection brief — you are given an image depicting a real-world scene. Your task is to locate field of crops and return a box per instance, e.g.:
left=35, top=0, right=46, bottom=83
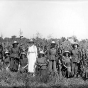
left=0, top=36, right=88, bottom=88
left=0, top=69, right=88, bottom=88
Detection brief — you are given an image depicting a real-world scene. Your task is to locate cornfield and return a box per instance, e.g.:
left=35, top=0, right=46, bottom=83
left=0, top=36, right=88, bottom=87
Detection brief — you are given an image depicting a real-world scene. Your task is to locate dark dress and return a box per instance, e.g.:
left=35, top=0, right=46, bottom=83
left=9, top=47, right=20, bottom=72
left=20, top=54, right=28, bottom=68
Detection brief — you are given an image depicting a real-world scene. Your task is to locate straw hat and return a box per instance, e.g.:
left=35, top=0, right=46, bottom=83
left=40, top=50, right=44, bottom=54
left=71, top=42, right=79, bottom=47
left=21, top=52, right=26, bottom=55
left=51, top=41, right=55, bottom=44
left=63, top=50, right=70, bottom=56
left=28, top=39, right=34, bottom=43
left=13, top=41, right=18, bottom=44
left=5, top=50, right=9, bottom=54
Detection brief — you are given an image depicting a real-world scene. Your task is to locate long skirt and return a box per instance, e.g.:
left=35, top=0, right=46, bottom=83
left=27, top=53, right=36, bottom=73
left=20, top=57, right=28, bottom=68
left=19, top=58, right=28, bottom=73
left=72, top=62, right=78, bottom=76
left=49, top=60, right=57, bottom=72
left=9, top=57, right=19, bottom=72
left=4, top=57, right=10, bottom=68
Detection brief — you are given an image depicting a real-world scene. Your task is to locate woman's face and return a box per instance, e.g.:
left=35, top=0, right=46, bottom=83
left=51, top=44, right=55, bottom=48
left=74, top=45, right=78, bottom=49
left=6, top=53, right=9, bottom=57
left=40, top=54, right=44, bottom=58
left=21, top=54, right=25, bottom=58
left=66, top=53, right=69, bottom=57
left=13, top=43, right=18, bottom=47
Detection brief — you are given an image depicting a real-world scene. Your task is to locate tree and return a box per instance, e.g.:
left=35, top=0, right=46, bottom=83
left=69, top=36, right=78, bottom=42
left=11, top=35, right=16, bottom=39
left=11, top=35, right=17, bottom=42
left=60, top=37, right=66, bottom=43
left=61, top=40, right=72, bottom=52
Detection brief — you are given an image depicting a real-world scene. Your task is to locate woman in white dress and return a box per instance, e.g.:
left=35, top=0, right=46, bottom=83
left=27, top=39, right=37, bottom=75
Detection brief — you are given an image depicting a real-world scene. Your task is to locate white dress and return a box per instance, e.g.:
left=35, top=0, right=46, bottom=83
left=27, top=45, right=37, bottom=73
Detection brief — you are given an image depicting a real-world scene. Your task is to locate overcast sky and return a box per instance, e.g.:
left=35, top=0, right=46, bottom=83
left=0, top=0, right=88, bottom=40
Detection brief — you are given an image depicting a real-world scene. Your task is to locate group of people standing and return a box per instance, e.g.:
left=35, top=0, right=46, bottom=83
left=0, top=39, right=87, bottom=79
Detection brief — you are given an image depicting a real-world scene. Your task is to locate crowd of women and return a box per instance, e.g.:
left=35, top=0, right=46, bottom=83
left=0, top=39, right=88, bottom=79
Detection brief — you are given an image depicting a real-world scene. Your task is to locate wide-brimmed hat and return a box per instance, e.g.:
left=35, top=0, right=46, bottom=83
left=63, top=50, right=71, bottom=56
left=5, top=50, right=9, bottom=54
left=72, top=42, right=78, bottom=45
left=64, top=51, right=70, bottom=53
left=40, top=50, right=44, bottom=54
left=51, top=41, right=55, bottom=44
left=71, top=42, right=79, bottom=47
left=21, top=52, right=26, bottom=55
left=28, top=39, right=34, bottom=43
left=13, top=41, right=19, bottom=44
left=51, top=41, right=55, bottom=43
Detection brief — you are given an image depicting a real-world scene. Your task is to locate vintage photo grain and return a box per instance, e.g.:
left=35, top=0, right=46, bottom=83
left=0, top=0, right=88, bottom=88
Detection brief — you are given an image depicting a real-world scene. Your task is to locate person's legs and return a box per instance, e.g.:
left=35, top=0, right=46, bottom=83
left=74, top=63, right=78, bottom=77
left=13, top=58, right=19, bottom=72
left=72, top=62, right=75, bottom=76
left=67, top=66, right=71, bottom=78
left=77, top=63, right=81, bottom=77
left=9, top=58, right=14, bottom=71
left=53, top=60, right=57, bottom=73
left=49, top=61, right=53, bottom=72
left=40, top=69, right=48, bottom=83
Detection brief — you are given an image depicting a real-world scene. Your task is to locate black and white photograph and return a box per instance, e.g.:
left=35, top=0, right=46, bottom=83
left=0, top=0, right=88, bottom=88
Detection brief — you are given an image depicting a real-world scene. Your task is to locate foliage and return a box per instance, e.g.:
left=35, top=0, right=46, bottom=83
left=0, top=34, right=87, bottom=52
left=0, top=34, right=88, bottom=87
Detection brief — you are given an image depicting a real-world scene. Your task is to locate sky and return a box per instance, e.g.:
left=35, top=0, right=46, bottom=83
left=0, top=0, right=88, bottom=40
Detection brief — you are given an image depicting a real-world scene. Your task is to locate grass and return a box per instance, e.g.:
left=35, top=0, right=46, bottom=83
left=0, top=69, right=88, bottom=88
